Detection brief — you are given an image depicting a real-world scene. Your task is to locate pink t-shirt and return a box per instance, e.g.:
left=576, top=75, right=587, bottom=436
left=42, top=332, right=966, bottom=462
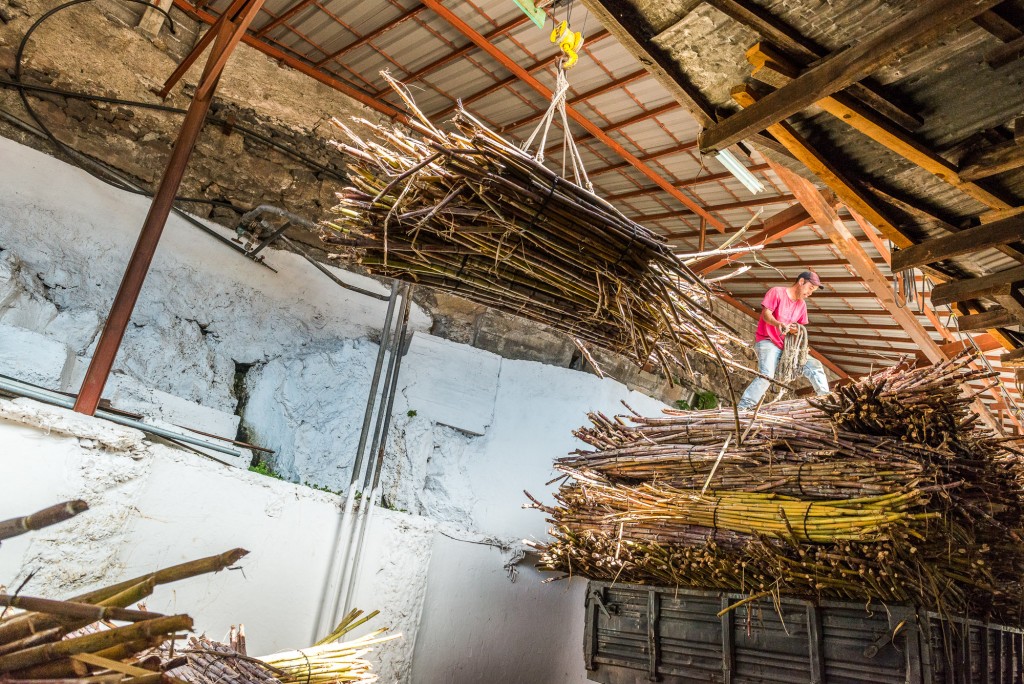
left=755, top=286, right=809, bottom=350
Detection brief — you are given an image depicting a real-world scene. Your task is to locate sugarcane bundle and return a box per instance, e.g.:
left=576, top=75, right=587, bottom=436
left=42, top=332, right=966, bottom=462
left=0, top=502, right=249, bottom=682
left=257, top=609, right=398, bottom=684
left=529, top=352, right=1024, bottom=620
left=323, top=73, right=750, bottom=382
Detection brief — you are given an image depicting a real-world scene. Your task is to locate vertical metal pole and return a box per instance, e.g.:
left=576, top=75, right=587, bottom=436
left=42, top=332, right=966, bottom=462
left=73, top=0, right=265, bottom=415
left=313, top=281, right=400, bottom=640
left=341, top=283, right=412, bottom=617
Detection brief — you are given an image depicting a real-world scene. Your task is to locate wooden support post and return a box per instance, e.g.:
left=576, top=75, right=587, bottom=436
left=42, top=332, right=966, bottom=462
left=699, top=0, right=1002, bottom=153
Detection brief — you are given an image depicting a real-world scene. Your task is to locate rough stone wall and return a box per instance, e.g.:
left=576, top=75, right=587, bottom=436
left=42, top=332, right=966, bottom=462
left=0, top=0, right=368, bottom=234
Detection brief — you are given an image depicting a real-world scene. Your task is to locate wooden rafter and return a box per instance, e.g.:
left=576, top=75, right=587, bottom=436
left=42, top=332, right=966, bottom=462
left=699, top=0, right=1003, bottom=153
left=733, top=85, right=914, bottom=248
left=746, top=44, right=1016, bottom=212
left=707, top=0, right=921, bottom=131
left=930, top=267, right=1024, bottom=307
left=891, top=213, right=1024, bottom=272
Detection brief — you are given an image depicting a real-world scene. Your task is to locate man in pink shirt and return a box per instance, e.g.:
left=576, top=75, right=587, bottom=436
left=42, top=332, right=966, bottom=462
left=737, top=271, right=830, bottom=409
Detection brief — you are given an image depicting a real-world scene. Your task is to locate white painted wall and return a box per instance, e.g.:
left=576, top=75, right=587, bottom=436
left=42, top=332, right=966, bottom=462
left=0, top=137, right=666, bottom=683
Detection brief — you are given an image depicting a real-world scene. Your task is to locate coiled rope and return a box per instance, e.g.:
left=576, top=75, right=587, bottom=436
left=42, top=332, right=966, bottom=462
left=772, top=323, right=809, bottom=401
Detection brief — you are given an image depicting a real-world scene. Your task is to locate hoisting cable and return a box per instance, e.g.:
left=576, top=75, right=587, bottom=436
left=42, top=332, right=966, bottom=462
left=520, top=18, right=591, bottom=191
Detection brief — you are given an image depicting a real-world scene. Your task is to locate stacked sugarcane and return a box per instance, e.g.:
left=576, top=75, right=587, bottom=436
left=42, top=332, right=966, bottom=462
left=0, top=500, right=249, bottom=682
left=256, top=608, right=399, bottom=684
left=529, top=350, right=1024, bottom=621
left=322, top=73, right=750, bottom=381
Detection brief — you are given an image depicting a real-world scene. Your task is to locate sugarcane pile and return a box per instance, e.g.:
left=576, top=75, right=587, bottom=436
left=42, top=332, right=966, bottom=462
left=0, top=500, right=248, bottom=683
left=529, top=351, right=1024, bottom=621
left=257, top=608, right=399, bottom=684
left=323, top=74, right=748, bottom=379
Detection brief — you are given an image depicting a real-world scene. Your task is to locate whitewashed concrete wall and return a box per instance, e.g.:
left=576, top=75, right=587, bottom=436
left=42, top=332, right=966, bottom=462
left=0, top=137, right=666, bottom=682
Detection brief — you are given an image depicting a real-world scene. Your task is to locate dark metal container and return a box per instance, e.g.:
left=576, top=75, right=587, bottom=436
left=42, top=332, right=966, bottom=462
left=584, top=581, right=1024, bottom=683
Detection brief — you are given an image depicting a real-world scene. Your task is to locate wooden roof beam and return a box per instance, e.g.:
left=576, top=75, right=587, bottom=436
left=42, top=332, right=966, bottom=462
left=747, top=45, right=1015, bottom=211
left=711, top=1, right=921, bottom=131
left=891, top=212, right=1024, bottom=272
left=699, top=0, right=1003, bottom=154
left=630, top=195, right=794, bottom=224
left=959, top=138, right=1024, bottom=181
left=930, top=267, right=1024, bottom=307
left=732, top=85, right=914, bottom=248
left=955, top=306, right=1020, bottom=332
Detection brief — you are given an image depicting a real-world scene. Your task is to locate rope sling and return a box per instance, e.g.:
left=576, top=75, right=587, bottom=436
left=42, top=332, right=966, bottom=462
left=772, top=323, right=809, bottom=402
left=521, top=65, right=592, bottom=191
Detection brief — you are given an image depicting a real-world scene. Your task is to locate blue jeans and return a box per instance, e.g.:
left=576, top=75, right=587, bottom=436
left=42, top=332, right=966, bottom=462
left=737, top=339, right=829, bottom=409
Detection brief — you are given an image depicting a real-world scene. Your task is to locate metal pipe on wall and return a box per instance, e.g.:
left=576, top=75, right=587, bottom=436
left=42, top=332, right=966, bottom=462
left=340, top=282, right=413, bottom=619
left=313, top=281, right=401, bottom=640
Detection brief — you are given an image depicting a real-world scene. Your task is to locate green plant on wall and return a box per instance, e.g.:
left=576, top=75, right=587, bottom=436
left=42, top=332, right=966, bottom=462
left=249, top=458, right=284, bottom=480
left=674, top=391, right=718, bottom=411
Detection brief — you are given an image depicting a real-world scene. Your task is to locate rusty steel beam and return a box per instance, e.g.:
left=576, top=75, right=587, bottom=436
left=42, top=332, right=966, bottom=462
left=642, top=195, right=795, bottom=227
left=501, top=64, right=645, bottom=132
left=431, top=30, right=613, bottom=120
left=171, top=0, right=406, bottom=121
left=371, top=14, right=530, bottom=98
left=254, top=0, right=316, bottom=37
left=75, top=0, right=267, bottom=415
left=314, top=5, right=425, bottom=67
left=418, top=0, right=728, bottom=232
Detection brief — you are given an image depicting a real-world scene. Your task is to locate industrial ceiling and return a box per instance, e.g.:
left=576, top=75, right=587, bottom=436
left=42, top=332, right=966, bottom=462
left=172, top=0, right=1024, bottom=430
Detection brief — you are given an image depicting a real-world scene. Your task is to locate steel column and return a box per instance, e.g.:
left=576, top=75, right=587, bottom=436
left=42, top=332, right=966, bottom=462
left=73, top=0, right=266, bottom=415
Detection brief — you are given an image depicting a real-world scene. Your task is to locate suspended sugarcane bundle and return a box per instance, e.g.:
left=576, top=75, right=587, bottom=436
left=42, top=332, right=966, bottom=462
left=529, top=352, right=1024, bottom=621
left=323, top=73, right=751, bottom=381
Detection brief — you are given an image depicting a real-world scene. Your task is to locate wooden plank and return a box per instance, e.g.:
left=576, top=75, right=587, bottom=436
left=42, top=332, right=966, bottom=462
left=930, top=267, right=1024, bottom=307
left=699, top=0, right=1002, bottom=153
left=973, top=10, right=1024, bottom=42
left=732, top=85, right=915, bottom=248
left=955, top=307, right=1019, bottom=331
left=578, top=0, right=716, bottom=128
left=891, top=213, right=1024, bottom=271
left=747, top=46, right=1014, bottom=210
left=959, top=138, right=1024, bottom=180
